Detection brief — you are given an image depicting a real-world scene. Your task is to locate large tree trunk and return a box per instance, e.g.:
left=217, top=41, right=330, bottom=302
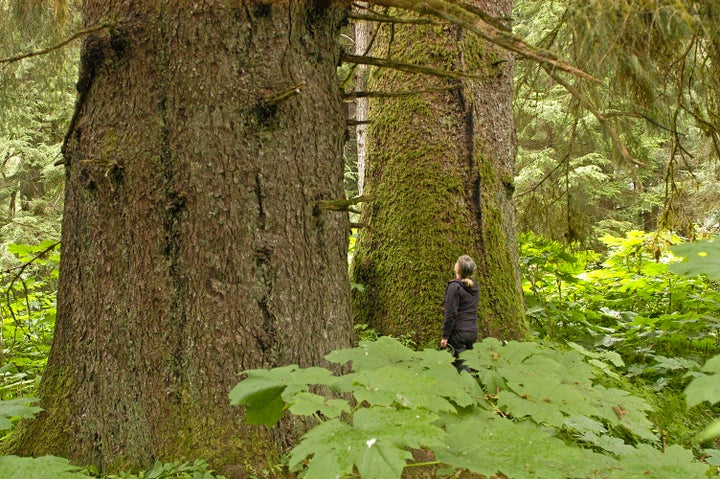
left=9, top=1, right=352, bottom=476
left=351, top=0, right=527, bottom=346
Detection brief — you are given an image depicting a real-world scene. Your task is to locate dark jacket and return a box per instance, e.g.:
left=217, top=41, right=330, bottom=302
left=442, top=278, right=479, bottom=339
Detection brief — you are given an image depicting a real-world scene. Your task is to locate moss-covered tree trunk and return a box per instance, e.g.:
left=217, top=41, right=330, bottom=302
left=9, top=1, right=352, bottom=476
left=351, top=1, right=527, bottom=346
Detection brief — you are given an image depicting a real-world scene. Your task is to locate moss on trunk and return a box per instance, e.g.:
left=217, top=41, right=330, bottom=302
left=352, top=1, right=527, bottom=347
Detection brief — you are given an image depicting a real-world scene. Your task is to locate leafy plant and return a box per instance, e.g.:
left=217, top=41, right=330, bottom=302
left=670, top=237, right=720, bottom=280
left=0, top=397, right=42, bottom=431
left=105, top=459, right=227, bottom=479
left=230, top=337, right=709, bottom=479
left=670, top=237, right=720, bottom=443
left=0, top=455, right=93, bottom=479
left=685, top=355, right=720, bottom=442
left=520, top=231, right=720, bottom=389
left=0, top=241, right=60, bottom=399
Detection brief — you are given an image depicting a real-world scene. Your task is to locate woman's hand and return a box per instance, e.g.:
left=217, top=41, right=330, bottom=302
left=440, top=338, right=448, bottom=348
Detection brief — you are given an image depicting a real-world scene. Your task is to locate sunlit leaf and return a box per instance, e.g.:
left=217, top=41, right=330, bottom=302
left=669, top=238, right=720, bottom=280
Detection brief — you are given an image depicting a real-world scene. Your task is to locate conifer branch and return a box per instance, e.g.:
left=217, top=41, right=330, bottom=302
left=342, top=53, right=482, bottom=81
left=368, top=0, right=599, bottom=83
left=344, top=83, right=461, bottom=100
left=0, top=22, right=115, bottom=64
left=542, top=65, right=645, bottom=168
left=315, top=195, right=376, bottom=212
left=348, top=11, right=440, bottom=25
left=347, top=120, right=373, bottom=127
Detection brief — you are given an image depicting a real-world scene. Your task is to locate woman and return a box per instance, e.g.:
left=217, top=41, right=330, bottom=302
left=441, top=255, right=479, bottom=372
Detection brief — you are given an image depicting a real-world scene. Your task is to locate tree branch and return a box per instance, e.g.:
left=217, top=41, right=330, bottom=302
left=0, top=22, right=115, bottom=64
left=342, top=53, right=483, bottom=80
left=542, top=65, right=645, bottom=168
left=368, top=0, right=599, bottom=83
left=315, top=195, right=376, bottom=212
left=348, top=11, right=441, bottom=25
left=344, top=82, right=461, bottom=99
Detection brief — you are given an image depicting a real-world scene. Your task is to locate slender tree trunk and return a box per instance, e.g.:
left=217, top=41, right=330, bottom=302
left=351, top=0, right=527, bottom=346
left=354, top=2, right=372, bottom=195
left=9, top=2, right=352, bottom=476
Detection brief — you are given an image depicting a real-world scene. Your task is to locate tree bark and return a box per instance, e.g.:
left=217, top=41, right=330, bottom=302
left=8, top=1, right=353, bottom=476
left=351, top=0, right=527, bottom=346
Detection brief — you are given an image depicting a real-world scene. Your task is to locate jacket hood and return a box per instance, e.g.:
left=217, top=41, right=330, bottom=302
left=454, top=278, right=479, bottom=295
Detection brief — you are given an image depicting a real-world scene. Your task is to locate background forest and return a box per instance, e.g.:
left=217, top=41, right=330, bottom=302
left=0, top=1, right=719, bottom=478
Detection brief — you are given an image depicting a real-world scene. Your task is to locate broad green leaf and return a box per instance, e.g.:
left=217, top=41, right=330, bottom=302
left=685, top=354, right=720, bottom=408
left=703, top=448, right=720, bottom=466
left=289, top=408, right=444, bottom=479
left=699, top=419, right=720, bottom=442
left=0, top=456, right=93, bottom=479
left=608, top=444, right=709, bottom=478
left=669, top=238, right=720, bottom=280
left=567, top=341, right=625, bottom=367
left=0, top=398, right=42, bottom=431
left=229, top=365, right=336, bottom=425
left=350, top=366, right=456, bottom=413
left=589, top=386, right=656, bottom=441
left=498, top=366, right=597, bottom=426
left=329, top=339, right=484, bottom=411
left=326, top=336, right=416, bottom=371
left=288, top=392, right=349, bottom=419
left=435, top=412, right=617, bottom=479
left=577, top=430, right=635, bottom=456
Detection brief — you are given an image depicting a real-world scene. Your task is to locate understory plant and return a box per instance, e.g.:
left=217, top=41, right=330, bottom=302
left=230, top=336, right=711, bottom=478
left=0, top=240, right=60, bottom=400
left=520, top=231, right=720, bottom=389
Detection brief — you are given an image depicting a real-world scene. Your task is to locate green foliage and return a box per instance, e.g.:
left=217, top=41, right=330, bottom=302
left=105, top=459, right=227, bottom=479
left=0, top=241, right=60, bottom=399
left=684, top=353, right=720, bottom=442
left=0, top=397, right=42, bottom=431
left=513, top=0, right=720, bottom=245
left=670, top=237, right=720, bottom=280
left=520, top=231, right=720, bottom=390
left=0, top=455, right=93, bottom=479
left=231, top=337, right=710, bottom=479
left=0, top=2, right=78, bottom=247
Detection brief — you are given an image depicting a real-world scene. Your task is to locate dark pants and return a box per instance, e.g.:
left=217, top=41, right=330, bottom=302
left=448, top=329, right=477, bottom=373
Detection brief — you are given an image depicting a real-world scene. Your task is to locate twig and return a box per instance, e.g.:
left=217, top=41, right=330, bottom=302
left=0, top=22, right=115, bottom=65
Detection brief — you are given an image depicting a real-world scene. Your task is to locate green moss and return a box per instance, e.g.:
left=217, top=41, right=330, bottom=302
left=3, top=365, right=75, bottom=458
left=352, top=14, right=528, bottom=347
left=475, top=157, right=529, bottom=341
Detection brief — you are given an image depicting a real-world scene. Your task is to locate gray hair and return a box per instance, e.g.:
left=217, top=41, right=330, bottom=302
left=457, top=255, right=476, bottom=286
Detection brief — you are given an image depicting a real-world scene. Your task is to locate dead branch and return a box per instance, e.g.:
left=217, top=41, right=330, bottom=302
left=0, top=22, right=115, bottom=65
